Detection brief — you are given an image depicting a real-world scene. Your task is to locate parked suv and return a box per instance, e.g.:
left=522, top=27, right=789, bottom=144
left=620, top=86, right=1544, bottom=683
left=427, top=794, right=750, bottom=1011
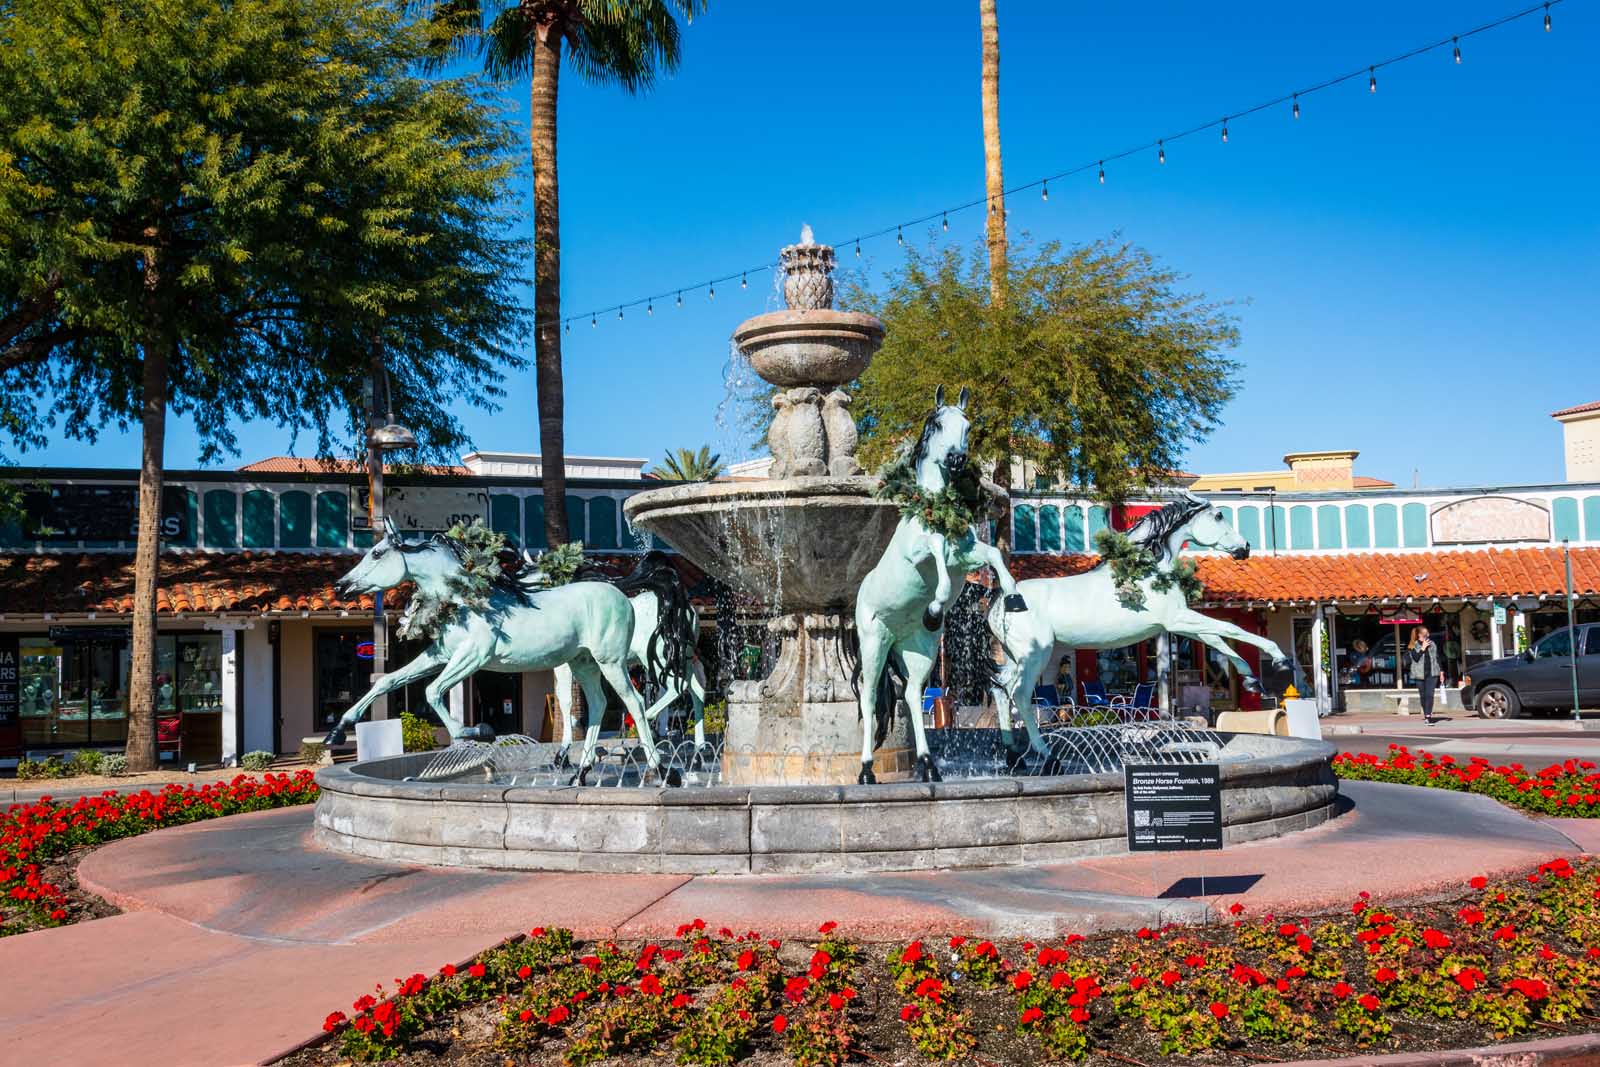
left=1462, top=624, right=1600, bottom=718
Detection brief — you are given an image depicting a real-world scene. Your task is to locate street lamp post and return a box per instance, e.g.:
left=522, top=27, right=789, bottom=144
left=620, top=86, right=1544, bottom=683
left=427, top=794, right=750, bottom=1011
left=365, top=354, right=417, bottom=722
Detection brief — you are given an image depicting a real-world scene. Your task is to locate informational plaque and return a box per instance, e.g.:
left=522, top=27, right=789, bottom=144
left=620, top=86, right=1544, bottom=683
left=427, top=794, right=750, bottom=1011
left=1124, top=763, right=1223, bottom=851
left=0, top=636, right=18, bottom=727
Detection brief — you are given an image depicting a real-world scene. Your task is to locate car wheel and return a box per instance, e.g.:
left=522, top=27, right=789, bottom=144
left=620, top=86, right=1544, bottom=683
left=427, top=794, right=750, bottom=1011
left=1476, top=683, right=1521, bottom=720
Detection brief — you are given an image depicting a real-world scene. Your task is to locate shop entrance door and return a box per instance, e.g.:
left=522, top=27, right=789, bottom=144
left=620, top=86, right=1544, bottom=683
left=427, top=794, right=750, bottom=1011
left=473, top=672, right=522, bottom=736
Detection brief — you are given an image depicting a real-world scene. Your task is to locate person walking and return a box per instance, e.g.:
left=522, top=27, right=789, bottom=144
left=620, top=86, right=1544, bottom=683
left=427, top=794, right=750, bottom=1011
left=1407, top=625, right=1446, bottom=725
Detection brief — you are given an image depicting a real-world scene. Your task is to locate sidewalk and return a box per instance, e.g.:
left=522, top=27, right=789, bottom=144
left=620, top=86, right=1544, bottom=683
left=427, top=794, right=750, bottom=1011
left=2, top=779, right=1594, bottom=1067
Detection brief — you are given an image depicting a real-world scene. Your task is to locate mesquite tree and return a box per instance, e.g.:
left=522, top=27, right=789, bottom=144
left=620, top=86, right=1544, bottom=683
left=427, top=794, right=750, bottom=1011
left=0, top=0, right=528, bottom=768
left=844, top=239, right=1241, bottom=506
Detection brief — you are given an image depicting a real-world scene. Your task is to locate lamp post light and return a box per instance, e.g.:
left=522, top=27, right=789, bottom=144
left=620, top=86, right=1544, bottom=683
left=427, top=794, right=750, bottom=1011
left=365, top=356, right=416, bottom=721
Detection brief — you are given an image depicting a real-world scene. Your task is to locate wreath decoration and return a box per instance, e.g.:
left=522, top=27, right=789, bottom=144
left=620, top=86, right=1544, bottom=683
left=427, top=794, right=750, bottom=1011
left=398, top=520, right=587, bottom=641
left=1092, top=528, right=1204, bottom=611
left=1470, top=619, right=1490, bottom=643
left=874, top=453, right=992, bottom=540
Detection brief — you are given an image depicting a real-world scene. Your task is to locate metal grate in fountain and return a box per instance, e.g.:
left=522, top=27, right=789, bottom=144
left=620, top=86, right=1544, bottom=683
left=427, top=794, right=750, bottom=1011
left=408, top=740, right=497, bottom=781
left=1038, top=722, right=1225, bottom=776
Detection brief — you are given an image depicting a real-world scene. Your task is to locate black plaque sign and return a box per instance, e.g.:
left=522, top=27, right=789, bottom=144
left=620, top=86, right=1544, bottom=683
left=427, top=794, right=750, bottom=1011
left=0, top=636, right=18, bottom=727
left=1124, top=763, right=1223, bottom=851
left=20, top=484, right=192, bottom=543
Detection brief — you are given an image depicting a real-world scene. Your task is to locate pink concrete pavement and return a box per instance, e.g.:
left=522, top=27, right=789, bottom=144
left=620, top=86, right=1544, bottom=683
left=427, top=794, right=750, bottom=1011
left=3, top=779, right=1593, bottom=1066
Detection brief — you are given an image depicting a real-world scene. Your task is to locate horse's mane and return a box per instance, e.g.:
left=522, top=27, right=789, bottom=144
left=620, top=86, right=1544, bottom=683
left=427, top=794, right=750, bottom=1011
left=399, top=533, right=531, bottom=604
left=1124, top=496, right=1210, bottom=563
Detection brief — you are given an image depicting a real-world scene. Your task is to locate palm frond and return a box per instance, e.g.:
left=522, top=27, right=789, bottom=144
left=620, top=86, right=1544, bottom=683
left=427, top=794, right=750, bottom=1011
left=483, top=5, right=539, bottom=80
left=567, top=0, right=702, bottom=92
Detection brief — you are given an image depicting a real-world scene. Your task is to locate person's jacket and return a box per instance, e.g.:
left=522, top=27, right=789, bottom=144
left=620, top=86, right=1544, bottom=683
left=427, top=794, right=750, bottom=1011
left=1406, top=641, right=1442, bottom=681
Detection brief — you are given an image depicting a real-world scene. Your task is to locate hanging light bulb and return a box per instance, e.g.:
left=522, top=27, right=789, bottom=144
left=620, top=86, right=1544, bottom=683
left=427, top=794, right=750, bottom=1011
left=1453, top=36, right=1461, bottom=63
left=1545, top=3, right=1551, bottom=31
left=590, top=314, right=596, bottom=328
left=1369, top=66, right=1377, bottom=93
left=1221, top=118, right=1229, bottom=143
left=647, top=301, right=653, bottom=316
left=675, top=291, right=683, bottom=307
left=708, top=282, right=715, bottom=300
left=942, top=213, right=948, bottom=232
left=1292, top=94, right=1300, bottom=119
left=564, top=321, right=571, bottom=335
left=897, top=226, right=904, bottom=246
left=1157, top=141, right=1165, bottom=164
left=854, top=239, right=861, bottom=258
left=740, top=272, right=748, bottom=289
left=617, top=307, right=623, bottom=320
left=1098, top=161, right=1105, bottom=184
left=1041, top=180, right=1049, bottom=201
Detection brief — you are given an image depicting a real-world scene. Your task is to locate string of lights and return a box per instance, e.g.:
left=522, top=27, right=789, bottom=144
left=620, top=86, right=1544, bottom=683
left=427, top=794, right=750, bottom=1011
left=546, top=0, right=1565, bottom=337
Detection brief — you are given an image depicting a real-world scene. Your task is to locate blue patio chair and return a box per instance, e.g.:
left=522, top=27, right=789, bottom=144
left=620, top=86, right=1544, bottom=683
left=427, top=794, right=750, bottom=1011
left=1130, top=682, right=1156, bottom=710
left=1031, top=684, right=1061, bottom=710
left=921, top=687, right=944, bottom=713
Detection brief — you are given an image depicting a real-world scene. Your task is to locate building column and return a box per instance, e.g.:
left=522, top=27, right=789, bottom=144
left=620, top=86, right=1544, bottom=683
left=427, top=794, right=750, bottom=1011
left=1325, top=607, right=1341, bottom=714
left=206, top=621, right=246, bottom=765
left=1311, top=604, right=1330, bottom=714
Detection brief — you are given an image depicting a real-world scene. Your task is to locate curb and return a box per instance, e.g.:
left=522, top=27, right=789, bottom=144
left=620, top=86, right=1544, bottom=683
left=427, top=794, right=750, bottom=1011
left=1269, top=1030, right=1600, bottom=1066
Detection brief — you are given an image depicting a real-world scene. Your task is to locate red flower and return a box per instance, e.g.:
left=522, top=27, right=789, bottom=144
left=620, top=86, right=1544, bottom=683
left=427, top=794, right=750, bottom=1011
left=1457, top=907, right=1485, bottom=925
left=1453, top=968, right=1485, bottom=992
left=1050, top=972, right=1072, bottom=990
left=516, top=965, right=533, bottom=980
left=1012, top=971, right=1033, bottom=991
left=1278, top=922, right=1298, bottom=936
left=1129, top=976, right=1148, bottom=991
left=547, top=1004, right=570, bottom=1025
left=1422, top=929, right=1452, bottom=950
left=1508, top=977, right=1549, bottom=1000
left=323, top=1011, right=347, bottom=1032
left=901, top=941, right=924, bottom=965
left=1228, top=902, right=1245, bottom=915
left=1469, top=875, right=1487, bottom=889
left=672, top=993, right=693, bottom=1009
left=772, top=1013, right=788, bottom=1034
left=639, top=974, right=663, bottom=996
left=518, top=1009, right=533, bottom=1022
left=1208, top=1002, right=1229, bottom=1019
left=1492, top=925, right=1517, bottom=942
left=1136, top=926, right=1155, bottom=940
left=1373, top=967, right=1398, bottom=984
left=530, top=926, right=546, bottom=937
left=1358, top=994, right=1381, bottom=1012
left=467, top=963, right=486, bottom=979
left=1020, top=1006, right=1043, bottom=1025
left=736, top=950, right=755, bottom=972
left=1184, top=954, right=1205, bottom=968
left=914, top=977, right=944, bottom=1002
left=438, top=964, right=456, bottom=978
left=785, top=976, right=810, bottom=1003
left=949, top=935, right=968, bottom=949
left=828, top=992, right=845, bottom=1011
left=818, top=921, right=837, bottom=934
left=1295, top=934, right=1313, bottom=954
left=1159, top=970, right=1181, bottom=987
left=900, top=1004, right=922, bottom=1023
left=1071, top=1006, right=1090, bottom=1024
left=1331, top=982, right=1353, bottom=999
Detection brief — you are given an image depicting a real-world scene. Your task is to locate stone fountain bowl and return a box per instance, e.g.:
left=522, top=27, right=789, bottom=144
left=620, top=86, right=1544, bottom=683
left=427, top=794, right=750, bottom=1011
left=731, top=310, right=884, bottom=389
left=623, top=477, right=899, bottom=613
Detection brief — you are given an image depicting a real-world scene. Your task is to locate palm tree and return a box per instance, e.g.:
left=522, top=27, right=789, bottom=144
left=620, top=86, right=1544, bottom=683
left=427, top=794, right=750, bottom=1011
left=433, top=1, right=705, bottom=548
left=978, top=0, right=1013, bottom=553
left=651, top=445, right=723, bottom=482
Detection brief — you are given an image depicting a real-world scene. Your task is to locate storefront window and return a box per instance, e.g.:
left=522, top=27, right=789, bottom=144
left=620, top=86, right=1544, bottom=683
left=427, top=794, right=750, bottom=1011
left=19, top=639, right=63, bottom=747
left=1337, top=610, right=1464, bottom=688
left=315, top=630, right=374, bottom=733
left=54, top=636, right=129, bottom=746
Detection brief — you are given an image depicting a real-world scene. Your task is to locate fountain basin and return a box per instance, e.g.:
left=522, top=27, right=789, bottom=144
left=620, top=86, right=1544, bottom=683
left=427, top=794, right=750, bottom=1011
left=731, top=310, right=884, bottom=388
left=624, top=477, right=899, bottom=612
left=312, top=733, right=1340, bottom=874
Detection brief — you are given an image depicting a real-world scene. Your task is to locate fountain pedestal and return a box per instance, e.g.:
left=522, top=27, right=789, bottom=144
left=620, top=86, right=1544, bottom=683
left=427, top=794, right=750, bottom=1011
left=724, top=613, right=912, bottom=786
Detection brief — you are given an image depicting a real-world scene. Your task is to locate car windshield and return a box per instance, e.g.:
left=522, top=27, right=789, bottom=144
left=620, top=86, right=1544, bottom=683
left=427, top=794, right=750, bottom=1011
left=1534, top=628, right=1573, bottom=659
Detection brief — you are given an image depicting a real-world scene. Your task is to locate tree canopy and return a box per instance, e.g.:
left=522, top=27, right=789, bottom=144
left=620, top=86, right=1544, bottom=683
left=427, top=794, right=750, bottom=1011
left=650, top=445, right=724, bottom=482
left=843, top=238, right=1241, bottom=504
left=0, top=0, right=531, bottom=465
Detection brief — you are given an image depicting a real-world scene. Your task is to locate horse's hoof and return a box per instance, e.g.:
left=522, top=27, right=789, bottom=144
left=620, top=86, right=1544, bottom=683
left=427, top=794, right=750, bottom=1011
left=857, top=762, right=877, bottom=786
left=323, top=727, right=347, bottom=746
left=921, top=607, right=942, bottom=632
left=915, top=754, right=943, bottom=783
left=467, top=723, right=496, bottom=742
left=1003, top=593, right=1028, bottom=613
left=663, top=766, right=683, bottom=789
left=553, top=746, right=572, bottom=770
left=1242, top=676, right=1263, bottom=694
left=571, top=766, right=592, bottom=787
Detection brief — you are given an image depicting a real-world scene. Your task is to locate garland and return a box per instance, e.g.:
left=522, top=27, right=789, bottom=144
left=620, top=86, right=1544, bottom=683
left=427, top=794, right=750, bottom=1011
left=397, top=519, right=508, bottom=641
left=528, top=539, right=585, bottom=587
left=1092, top=528, right=1204, bottom=611
left=874, top=453, right=990, bottom=540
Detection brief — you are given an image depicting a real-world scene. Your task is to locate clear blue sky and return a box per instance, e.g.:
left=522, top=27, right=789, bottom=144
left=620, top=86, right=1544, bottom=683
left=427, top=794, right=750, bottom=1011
left=35, top=0, right=1599, bottom=488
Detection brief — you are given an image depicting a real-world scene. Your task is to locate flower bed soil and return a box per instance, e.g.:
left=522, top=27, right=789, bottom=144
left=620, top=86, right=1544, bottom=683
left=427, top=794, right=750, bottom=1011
left=284, top=857, right=1600, bottom=1067
left=1333, top=747, right=1600, bottom=817
left=1, top=771, right=320, bottom=936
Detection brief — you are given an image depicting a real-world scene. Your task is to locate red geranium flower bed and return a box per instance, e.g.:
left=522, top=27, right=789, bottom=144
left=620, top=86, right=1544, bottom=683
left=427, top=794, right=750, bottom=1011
left=0, top=771, right=319, bottom=935
left=1335, top=746, right=1600, bottom=817
left=295, top=858, right=1600, bottom=1065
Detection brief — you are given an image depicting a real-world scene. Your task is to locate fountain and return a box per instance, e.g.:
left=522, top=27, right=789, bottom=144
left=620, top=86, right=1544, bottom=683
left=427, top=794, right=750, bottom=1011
left=623, top=228, right=914, bottom=786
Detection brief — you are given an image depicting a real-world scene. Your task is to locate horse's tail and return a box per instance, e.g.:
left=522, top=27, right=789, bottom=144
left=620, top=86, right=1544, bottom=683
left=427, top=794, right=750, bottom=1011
left=611, top=551, right=697, bottom=709
left=843, top=625, right=903, bottom=752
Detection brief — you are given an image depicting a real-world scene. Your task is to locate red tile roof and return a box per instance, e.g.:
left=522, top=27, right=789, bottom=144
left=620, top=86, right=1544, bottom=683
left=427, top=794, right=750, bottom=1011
left=0, top=551, right=708, bottom=617
left=1552, top=400, right=1600, bottom=418
left=237, top=456, right=470, bottom=475
left=1352, top=476, right=1396, bottom=489
left=1011, top=546, right=1600, bottom=604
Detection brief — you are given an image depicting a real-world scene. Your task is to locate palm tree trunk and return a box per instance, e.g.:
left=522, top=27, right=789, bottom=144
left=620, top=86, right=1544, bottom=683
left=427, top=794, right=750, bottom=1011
left=980, top=0, right=1006, bottom=304
left=979, top=0, right=1012, bottom=556
left=531, top=25, right=569, bottom=547
left=126, top=246, right=167, bottom=772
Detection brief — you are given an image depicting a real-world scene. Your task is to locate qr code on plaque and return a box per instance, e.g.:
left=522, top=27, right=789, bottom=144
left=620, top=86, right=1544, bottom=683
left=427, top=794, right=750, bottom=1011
left=1133, top=809, right=1151, bottom=828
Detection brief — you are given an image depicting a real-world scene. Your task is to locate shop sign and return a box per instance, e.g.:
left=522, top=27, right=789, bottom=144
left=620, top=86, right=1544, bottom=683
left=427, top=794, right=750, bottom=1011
left=1124, top=763, right=1223, bottom=851
left=19, top=484, right=192, bottom=543
left=48, top=625, right=132, bottom=642
left=355, top=641, right=375, bottom=661
left=350, top=486, right=490, bottom=534
left=1492, top=604, right=1508, bottom=625
left=0, top=636, right=18, bottom=727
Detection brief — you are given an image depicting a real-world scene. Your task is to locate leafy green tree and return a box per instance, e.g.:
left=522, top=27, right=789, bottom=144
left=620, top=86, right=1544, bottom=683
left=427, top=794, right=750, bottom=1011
left=843, top=238, right=1240, bottom=508
left=428, top=0, right=705, bottom=549
left=650, top=445, right=724, bottom=481
left=0, top=0, right=528, bottom=768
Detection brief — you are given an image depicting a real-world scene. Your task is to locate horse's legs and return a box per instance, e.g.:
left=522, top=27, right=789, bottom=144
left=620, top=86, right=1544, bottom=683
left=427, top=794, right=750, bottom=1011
left=423, top=646, right=495, bottom=741
left=567, top=658, right=609, bottom=785
left=551, top=661, right=577, bottom=766
left=595, top=656, right=668, bottom=779
left=688, top=660, right=708, bottom=752
left=1171, top=610, right=1292, bottom=693
left=856, top=620, right=893, bottom=784
left=900, top=638, right=941, bottom=782
left=324, top=648, right=448, bottom=744
left=1188, top=629, right=1262, bottom=693
left=970, top=541, right=1028, bottom=611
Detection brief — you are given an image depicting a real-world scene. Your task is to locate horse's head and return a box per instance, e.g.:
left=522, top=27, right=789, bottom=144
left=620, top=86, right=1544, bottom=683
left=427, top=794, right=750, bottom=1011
left=337, top=516, right=418, bottom=594
left=915, top=385, right=972, bottom=488
left=1177, top=494, right=1251, bottom=560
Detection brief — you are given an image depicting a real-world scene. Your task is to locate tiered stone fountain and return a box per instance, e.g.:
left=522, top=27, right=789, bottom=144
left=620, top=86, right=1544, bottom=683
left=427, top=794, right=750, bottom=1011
left=623, top=228, right=915, bottom=785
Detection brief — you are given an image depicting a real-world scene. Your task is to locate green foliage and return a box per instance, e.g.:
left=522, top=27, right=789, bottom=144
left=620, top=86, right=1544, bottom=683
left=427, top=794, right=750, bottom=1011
left=842, top=239, right=1240, bottom=503
left=70, top=749, right=104, bottom=776
left=399, top=713, right=438, bottom=753
left=873, top=449, right=994, bottom=539
left=298, top=740, right=326, bottom=765
left=651, top=445, right=724, bottom=482
left=529, top=540, right=587, bottom=588
left=1092, top=528, right=1204, bottom=610
left=239, top=751, right=275, bottom=771
left=16, top=756, right=70, bottom=780
left=400, top=519, right=508, bottom=641
left=0, top=0, right=529, bottom=465
left=101, top=753, right=129, bottom=777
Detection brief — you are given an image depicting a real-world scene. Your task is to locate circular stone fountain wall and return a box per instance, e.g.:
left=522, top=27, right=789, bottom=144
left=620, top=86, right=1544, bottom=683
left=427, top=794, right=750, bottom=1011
left=312, top=734, right=1339, bottom=875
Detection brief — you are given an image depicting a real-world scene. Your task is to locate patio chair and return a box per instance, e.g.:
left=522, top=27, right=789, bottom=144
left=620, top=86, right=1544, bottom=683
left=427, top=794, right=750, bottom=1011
left=1128, top=681, right=1160, bottom=722
left=1080, top=680, right=1128, bottom=707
